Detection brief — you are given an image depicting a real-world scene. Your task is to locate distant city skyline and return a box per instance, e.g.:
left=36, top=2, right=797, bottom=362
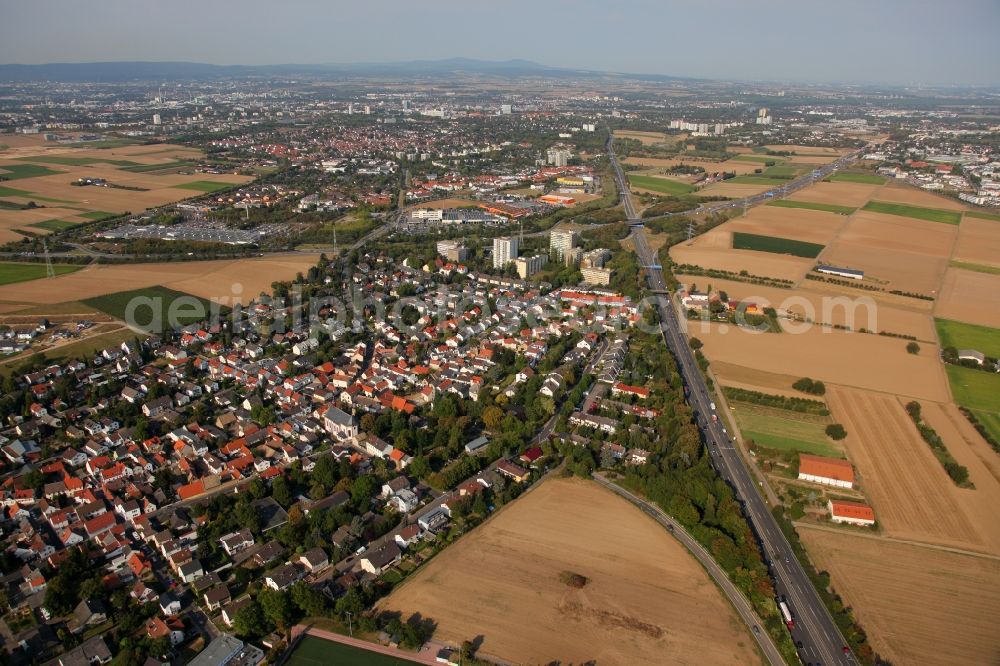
left=1, top=0, right=998, bottom=86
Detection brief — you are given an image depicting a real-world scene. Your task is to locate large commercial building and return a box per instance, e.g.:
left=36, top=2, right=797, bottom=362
left=493, top=236, right=520, bottom=268
left=550, top=229, right=579, bottom=262
left=515, top=254, right=548, bottom=279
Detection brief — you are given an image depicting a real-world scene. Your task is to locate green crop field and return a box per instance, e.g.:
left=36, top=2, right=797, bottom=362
left=29, top=219, right=79, bottom=232
left=935, top=319, right=1000, bottom=358
left=970, top=410, right=1000, bottom=447
left=0, top=262, right=83, bottom=285
left=965, top=210, right=1000, bottom=222
left=948, top=260, right=1000, bottom=276
left=862, top=201, right=962, bottom=225
left=80, top=211, right=117, bottom=220
left=733, top=155, right=786, bottom=163
left=83, top=286, right=226, bottom=333
left=627, top=175, right=696, bottom=196
left=767, top=199, right=856, bottom=215
left=946, top=365, right=1000, bottom=413
left=761, top=166, right=797, bottom=179
left=15, top=156, right=140, bottom=167
left=285, top=635, right=422, bottom=666
left=733, top=408, right=842, bottom=458
left=0, top=163, right=65, bottom=180
left=121, top=160, right=198, bottom=173
left=0, top=185, right=78, bottom=204
left=827, top=172, right=887, bottom=185
left=727, top=176, right=784, bottom=185
left=173, top=180, right=232, bottom=193
left=732, top=232, right=825, bottom=258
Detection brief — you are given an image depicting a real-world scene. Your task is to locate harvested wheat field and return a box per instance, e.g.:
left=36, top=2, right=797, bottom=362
left=935, top=267, right=1000, bottom=328
left=819, top=239, right=948, bottom=295
left=697, top=327, right=950, bottom=401
left=824, top=387, right=998, bottom=553
left=724, top=206, right=848, bottom=245
left=874, top=182, right=968, bottom=211
left=919, top=401, right=1000, bottom=554
left=379, top=477, right=761, bottom=666
left=0, top=253, right=321, bottom=308
left=613, top=130, right=678, bottom=145
left=675, top=276, right=937, bottom=341
left=952, top=216, right=1000, bottom=267
left=622, top=157, right=762, bottom=175
left=763, top=145, right=847, bottom=156
left=671, top=241, right=814, bottom=282
left=710, top=361, right=811, bottom=399
left=836, top=210, right=958, bottom=257
left=405, top=197, right=476, bottom=210
left=785, top=181, right=881, bottom=208
left=799, top=527, right=1000, bottom=666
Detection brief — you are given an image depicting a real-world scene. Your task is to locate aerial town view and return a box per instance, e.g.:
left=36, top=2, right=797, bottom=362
left=0, top=2, right=998, bottom=665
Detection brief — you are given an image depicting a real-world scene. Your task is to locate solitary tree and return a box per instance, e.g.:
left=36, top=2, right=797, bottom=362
left=906, top=341, right=920, bottom=355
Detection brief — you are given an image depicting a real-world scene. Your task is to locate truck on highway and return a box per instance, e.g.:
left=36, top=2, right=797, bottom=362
left=778, top=600, right=795, bottom=629
left=710, top=402, right=716, bottom=411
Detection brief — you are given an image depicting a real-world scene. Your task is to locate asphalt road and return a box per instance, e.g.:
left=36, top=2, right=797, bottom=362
left=593, top=474, right=783, bottom=666
left=608, top=134, right=856, bottom=666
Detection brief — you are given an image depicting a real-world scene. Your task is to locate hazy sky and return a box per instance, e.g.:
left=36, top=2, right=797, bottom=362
left=2, top=0, right=998, bottom=85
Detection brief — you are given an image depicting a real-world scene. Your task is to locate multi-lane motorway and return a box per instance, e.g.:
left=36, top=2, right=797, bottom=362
left=608, top=134, right=857, bottom=666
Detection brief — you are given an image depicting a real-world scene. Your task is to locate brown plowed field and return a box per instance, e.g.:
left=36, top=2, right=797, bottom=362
left=799, top=527, right=1000, bottom=666
left=934, top=267, right=1000, bottom=328
left=824, top=386, right=986, bottom=552
left=378, top=478, right=761, bottom=666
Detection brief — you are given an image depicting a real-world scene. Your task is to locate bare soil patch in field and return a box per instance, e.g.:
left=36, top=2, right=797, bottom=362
left=799, top=527, right=1000, bottom=666
left=622, top=157, right=762, bottom=175
left=953, top=216, right=1000, bottom=267
left=0, top=253, right=321, bottom=308
left=785, top=181, right=881, bottom=208
left=696, top=327, right=950, bottom=401
left=875, top=181, right=968, bottom=211
left=934, top=267, right=1000, bottom=328
left=824, top=387, right=986, bottom=551
left=724, top=206, right=848, bottom=245
left=378, top=477, right=760, bottom=666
